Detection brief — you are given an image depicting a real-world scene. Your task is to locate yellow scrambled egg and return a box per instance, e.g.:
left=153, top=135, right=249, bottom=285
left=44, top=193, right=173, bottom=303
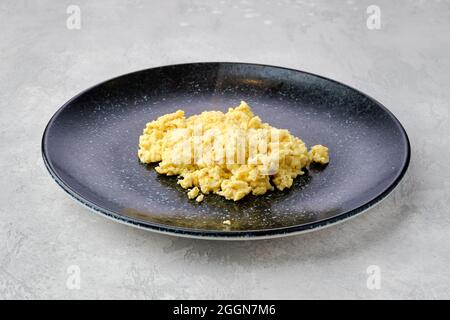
left=138, top=101, right=329, bottom=202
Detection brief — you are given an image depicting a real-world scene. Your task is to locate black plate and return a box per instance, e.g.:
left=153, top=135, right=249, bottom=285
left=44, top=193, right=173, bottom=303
left=42, top=63, right=410, bottom=239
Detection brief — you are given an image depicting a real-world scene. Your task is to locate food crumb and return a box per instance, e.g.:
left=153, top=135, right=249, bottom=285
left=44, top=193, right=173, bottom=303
left=309, top=145, right=329, bottom=164
left=223, top=220, right=231, bottom=225
left=195, top=194, right=204, bottom=202
left=187, top=187, right=199, bottom=199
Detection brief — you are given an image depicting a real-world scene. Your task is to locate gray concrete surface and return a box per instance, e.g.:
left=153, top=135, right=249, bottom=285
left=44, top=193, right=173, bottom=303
left=1, top=0, right=450, bottom=299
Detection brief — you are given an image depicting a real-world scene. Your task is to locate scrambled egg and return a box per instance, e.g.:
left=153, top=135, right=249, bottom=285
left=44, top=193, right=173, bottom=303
left=138, top=101, right=329, bottom=202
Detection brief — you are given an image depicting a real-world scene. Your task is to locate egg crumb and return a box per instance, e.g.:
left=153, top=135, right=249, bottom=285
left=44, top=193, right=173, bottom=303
left=309, top=145, right=329, bottom=164
left=187, top=187, right=200, bottom=199
left=138, top=101, right=329, bottom=201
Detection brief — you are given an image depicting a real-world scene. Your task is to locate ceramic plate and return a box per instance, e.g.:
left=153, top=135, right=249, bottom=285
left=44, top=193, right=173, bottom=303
left=42, top=63, right=410, bottom=239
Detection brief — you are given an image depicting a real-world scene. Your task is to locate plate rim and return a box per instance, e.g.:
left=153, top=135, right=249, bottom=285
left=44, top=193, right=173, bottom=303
left=41, top=62, right=411, bottom=239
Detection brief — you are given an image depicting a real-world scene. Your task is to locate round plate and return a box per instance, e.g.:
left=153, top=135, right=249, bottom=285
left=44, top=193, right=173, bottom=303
left=42, top=63, right=410, bottom=240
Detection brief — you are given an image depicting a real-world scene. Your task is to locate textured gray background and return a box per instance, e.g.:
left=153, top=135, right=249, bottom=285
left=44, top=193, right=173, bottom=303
left=1, top=0, right=449, bottom=299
